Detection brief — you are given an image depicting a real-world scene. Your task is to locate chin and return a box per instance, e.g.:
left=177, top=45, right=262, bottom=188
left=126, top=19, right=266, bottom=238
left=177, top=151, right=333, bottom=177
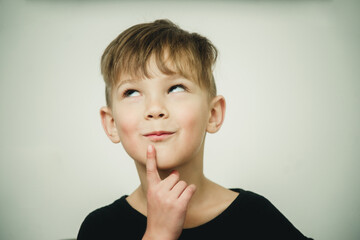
left=155, top=145, right=200, bottom=170
left=155, top=158, right=181, bottom=171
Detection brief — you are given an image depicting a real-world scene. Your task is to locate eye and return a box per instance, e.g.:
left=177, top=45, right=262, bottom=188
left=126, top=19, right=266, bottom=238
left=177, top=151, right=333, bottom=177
left=123, top=89, right=140, bottom=97
left=168, top=84, right=186, bottom=93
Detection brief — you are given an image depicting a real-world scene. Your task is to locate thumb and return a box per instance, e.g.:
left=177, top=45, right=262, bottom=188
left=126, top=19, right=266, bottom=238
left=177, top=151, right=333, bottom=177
left=146, top=145, right=160, bottom=185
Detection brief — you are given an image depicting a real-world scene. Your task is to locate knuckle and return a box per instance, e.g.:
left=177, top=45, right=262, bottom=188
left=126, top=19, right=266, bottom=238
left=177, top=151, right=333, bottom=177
left=178, top=180, right=187, bottom=187
left=174, top=176, right=180, bottom=183
left=146, top=168, right=155, bottom=175
left=186, top=186, right=196, bottom=196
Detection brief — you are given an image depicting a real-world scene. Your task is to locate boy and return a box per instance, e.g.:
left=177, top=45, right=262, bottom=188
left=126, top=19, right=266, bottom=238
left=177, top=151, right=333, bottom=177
left=78, top=19, right=312, bottom=239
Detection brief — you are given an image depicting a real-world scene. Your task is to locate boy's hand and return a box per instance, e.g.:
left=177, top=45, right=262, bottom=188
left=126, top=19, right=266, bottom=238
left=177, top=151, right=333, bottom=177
left=142, top=145, right=196, bottom=240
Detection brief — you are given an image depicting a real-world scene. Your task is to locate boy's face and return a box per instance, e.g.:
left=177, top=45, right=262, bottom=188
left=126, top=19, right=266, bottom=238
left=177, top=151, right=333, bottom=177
left=102, top=65, right=220, bottom=170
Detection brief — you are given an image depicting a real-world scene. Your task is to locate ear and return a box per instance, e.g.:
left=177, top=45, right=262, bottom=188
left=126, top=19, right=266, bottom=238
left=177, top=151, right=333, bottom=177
left=207, top=95, right=226, bottom=133
left=100, top=106, right=121, bottom=143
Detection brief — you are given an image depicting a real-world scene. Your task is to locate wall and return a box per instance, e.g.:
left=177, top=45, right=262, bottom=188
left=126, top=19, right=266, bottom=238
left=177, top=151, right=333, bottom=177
left=0, top=0, right=359, bottom=239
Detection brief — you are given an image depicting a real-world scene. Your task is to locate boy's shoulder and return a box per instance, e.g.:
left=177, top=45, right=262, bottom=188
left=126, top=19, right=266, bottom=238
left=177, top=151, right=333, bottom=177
left=225, top=188, right=275, bottom=216
left=229, top=188, right=311, bottom=239
left=229, top=188, right=291, bottom=222
left=84, top=196, right=127, bottom=219
left=229, top=188, right=271, bottom=207
left=77, top=195, right=146, bottom=239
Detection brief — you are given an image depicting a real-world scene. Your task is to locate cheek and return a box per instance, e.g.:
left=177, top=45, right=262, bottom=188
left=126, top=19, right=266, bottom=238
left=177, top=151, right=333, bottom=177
left=115, top=107, right=140, bottom=146
left=182, top=111, right=201, bottom=131
left=118, top=120, right=136, bottom=136
left=117, top=112, right=137, bottom=135
left=116, top=113, right=145, bottom=161
left=179, top=102, right=209, bottom=139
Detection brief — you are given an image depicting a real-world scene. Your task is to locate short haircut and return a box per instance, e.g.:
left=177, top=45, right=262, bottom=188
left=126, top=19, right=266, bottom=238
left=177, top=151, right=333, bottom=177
left=101, top=19, right=218, bottom=107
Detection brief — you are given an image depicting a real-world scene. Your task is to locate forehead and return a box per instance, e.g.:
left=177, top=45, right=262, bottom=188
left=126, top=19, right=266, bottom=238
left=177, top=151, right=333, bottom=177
left=115, top=49, right=202, bottom=85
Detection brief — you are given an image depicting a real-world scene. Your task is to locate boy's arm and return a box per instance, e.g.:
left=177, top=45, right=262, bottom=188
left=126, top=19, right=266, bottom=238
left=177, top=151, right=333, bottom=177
left=142, top=145, right=196, bottom=240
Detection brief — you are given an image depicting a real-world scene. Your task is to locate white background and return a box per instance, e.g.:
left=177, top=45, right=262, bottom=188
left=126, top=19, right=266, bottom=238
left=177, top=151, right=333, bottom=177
left=0, top=0, right=359, bottom=239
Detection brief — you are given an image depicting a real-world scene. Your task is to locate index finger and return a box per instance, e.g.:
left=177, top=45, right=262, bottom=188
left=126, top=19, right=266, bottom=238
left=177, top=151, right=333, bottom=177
left=146, top=145, right=160, bottom=185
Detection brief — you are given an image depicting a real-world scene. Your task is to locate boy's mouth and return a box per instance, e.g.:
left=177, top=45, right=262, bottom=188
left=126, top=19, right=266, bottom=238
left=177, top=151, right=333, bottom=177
left=143, top=131, right=175, bottom=142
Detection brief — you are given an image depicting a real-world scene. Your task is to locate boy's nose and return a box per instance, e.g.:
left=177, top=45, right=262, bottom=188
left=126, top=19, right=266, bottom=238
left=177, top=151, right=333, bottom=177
left=146, top=112, right=166, bottom=119
left=144, top=99, right=169, bottom=120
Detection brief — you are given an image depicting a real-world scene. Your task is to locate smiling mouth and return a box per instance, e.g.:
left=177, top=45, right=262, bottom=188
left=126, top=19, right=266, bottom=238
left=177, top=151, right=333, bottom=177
left=143, top=131, right=175, bottom=142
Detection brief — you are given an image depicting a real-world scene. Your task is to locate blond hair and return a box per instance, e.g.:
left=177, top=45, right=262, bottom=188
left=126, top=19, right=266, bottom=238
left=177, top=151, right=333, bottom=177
left=101, top=19, right=218, bottom=107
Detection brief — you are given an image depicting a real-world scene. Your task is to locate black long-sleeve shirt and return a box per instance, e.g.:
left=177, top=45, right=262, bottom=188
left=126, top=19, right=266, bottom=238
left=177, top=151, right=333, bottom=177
left=78, top=188, right=312, bottom=239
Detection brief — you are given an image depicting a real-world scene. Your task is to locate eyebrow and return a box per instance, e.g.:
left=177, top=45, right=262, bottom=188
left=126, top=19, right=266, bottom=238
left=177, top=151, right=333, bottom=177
left=116, top=74, right=185, bottom=90
left=116, top=78, right=142, bottom=90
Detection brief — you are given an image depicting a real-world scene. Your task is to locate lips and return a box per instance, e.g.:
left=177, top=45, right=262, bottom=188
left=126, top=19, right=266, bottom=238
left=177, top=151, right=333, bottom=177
left=143, top=131, right=175, bottom=142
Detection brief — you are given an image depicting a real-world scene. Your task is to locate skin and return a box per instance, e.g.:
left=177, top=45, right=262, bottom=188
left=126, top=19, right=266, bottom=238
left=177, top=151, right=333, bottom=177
left=100, top=64, right=238, bottom=239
